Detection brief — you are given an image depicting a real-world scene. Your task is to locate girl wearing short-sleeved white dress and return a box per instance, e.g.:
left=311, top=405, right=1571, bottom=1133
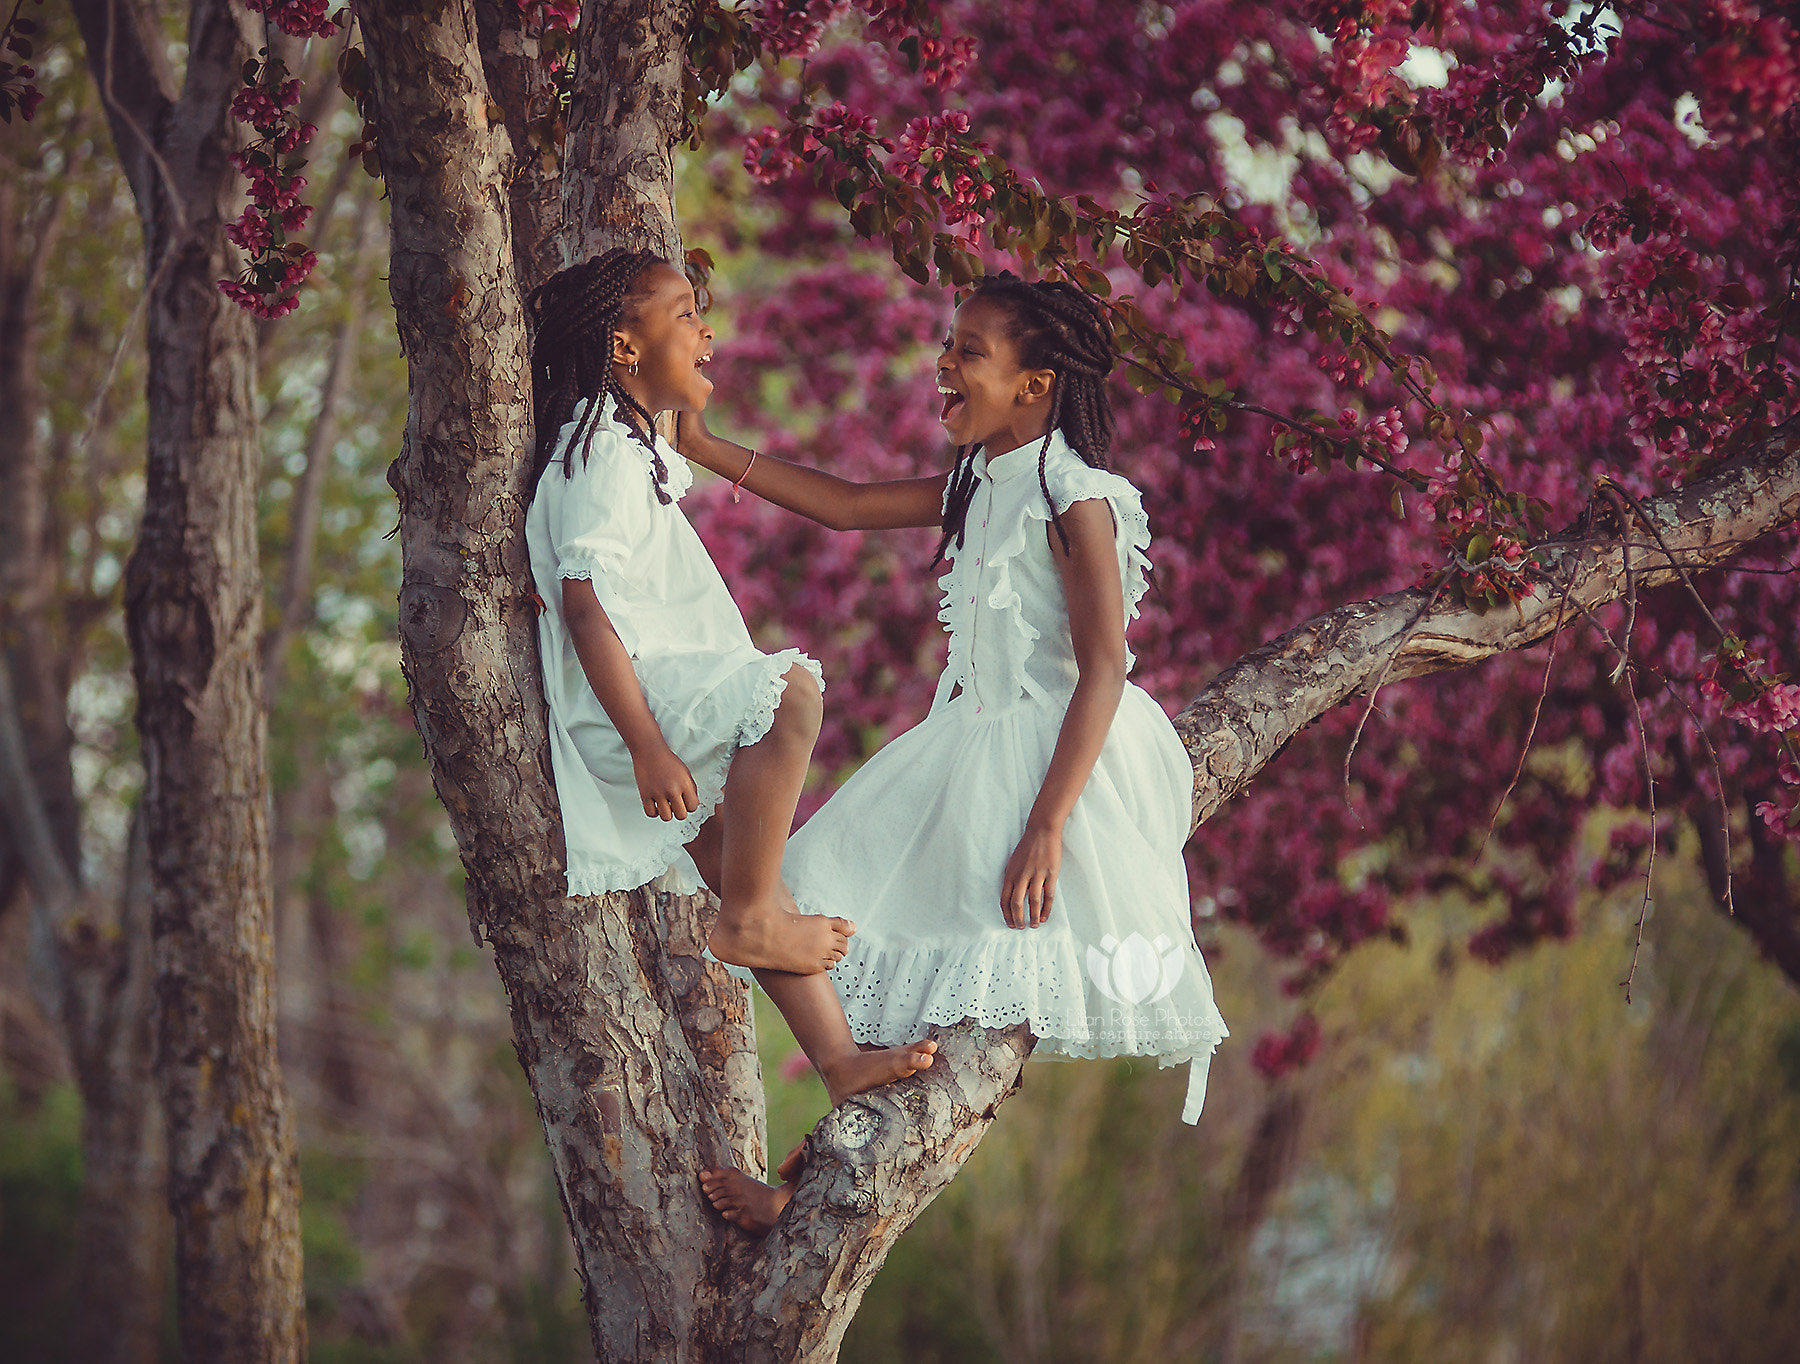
left=525, top=250, right=937, bottom=1109
left=687, top=276, right=1226, bottom=1239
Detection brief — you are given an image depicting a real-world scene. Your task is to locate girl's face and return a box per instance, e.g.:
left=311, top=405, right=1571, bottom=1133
left=935, top=295, right=1055, bottom=455
left=612, top=263, right=716, bottom=415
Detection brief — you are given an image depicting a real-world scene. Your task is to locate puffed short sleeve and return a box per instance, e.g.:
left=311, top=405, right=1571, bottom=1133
left=546, top=424, right=651, bottom=584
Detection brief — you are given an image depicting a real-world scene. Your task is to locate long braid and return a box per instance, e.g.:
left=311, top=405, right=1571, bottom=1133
left=935, top=271, right=1117, bottom=560
left=526, top=248, right=672, bottom=500
left=929, top=448, right=985, bottom=567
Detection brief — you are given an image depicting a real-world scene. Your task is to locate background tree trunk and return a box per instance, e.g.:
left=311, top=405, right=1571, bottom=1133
left=73, top=0, right=306, bottom=1356
left=0, top=65, right=168, bottom=1364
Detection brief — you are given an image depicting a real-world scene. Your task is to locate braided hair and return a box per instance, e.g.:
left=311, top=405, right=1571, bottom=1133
left=932, top=272, right=1117, bottom=567
left=526, top=248, right=674, bottom=500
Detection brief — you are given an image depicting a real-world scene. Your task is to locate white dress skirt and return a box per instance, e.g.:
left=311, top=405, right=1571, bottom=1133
left=784, top=434, right=1229, bottom=1123
left=526, top=395, right=822, bottom=896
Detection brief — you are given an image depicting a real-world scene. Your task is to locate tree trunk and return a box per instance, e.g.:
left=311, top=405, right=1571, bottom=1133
left=73, top=0, right=306, bottom=1356
left=0, top=67, right=168, bottom=1364
left=354, top=5, right=765, bottom=1358
left=351, top=0, right=1800, bottom=1351
left=65, top=816, right=168, bottom=1364
left=562, top=0, right=688, bottom=262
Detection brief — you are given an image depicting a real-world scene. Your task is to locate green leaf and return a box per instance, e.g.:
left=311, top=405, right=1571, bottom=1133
left=835, top=177, right=857, bottom=210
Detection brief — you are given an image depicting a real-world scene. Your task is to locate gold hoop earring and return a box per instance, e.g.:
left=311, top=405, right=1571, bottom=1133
left=628, top=361, right=639, bottom=376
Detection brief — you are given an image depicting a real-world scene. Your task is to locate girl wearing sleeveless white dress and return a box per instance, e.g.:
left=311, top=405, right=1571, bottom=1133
left=782, top=433, right=1228, bottom=1122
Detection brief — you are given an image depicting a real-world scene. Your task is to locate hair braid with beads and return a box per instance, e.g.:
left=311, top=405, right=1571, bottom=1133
left=931, top=272, right=1117, bottom=567
left=526, top=248, right=673, bottom=500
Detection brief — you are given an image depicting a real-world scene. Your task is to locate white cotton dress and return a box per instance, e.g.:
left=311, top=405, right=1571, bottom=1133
left=783, top=432, right=1229, bottom=1123
left=526, top=395, right=823, bottom=896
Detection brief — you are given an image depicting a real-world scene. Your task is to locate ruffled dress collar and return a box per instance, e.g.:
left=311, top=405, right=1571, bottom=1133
left=561, top=394, right=693, bottom=502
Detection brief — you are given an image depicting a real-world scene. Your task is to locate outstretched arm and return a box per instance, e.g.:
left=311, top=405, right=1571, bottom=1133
left=1000, top=500, right=1128, bottom=928
left=561, top=578, right=698, bottom=822
left=676, top=409, right=947, bottom=532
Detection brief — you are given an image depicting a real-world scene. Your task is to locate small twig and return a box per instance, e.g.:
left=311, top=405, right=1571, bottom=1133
left=1476, top=570, right=1575, bottom=861
left=1342, top=574, right=1452, bottom=823
left=1619, top=662, right=1657, bottom=1005
left=1601, top=477, right=1737, bottom=643
left=1597, top=484, right=1637, bottom=681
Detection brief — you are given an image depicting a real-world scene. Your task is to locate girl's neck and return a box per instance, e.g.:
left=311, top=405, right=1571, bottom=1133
left=982, top=421, right=1053, bottom=462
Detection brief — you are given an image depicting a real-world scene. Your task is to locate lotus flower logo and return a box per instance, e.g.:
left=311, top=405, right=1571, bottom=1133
left=1085, top=932, right=1185, bottom=1006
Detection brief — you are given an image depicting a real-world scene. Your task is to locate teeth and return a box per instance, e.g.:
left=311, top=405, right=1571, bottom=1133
left=937, top=383, right=958, bottom=395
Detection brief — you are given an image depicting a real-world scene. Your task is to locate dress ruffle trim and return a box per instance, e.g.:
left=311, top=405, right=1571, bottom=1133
left=563, top=648, right=822, bottom=897
left=560, top=395, right=695, bottom=502
left=818, top=920, right=1230, bottom=1068
left=936, top=461, right=1155, bottom=694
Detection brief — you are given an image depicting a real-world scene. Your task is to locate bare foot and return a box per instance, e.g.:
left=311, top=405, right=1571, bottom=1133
left=819, top=1040, right=938, bottom=1106
left=774, top=1140, right=807, bottom=1183
left=699, top=1166, right=793, bottom=1235
left=711, top=906, right=855, bottom=974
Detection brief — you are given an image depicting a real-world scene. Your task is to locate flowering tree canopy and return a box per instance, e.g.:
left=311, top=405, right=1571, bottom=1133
left=657, top=1, right=1800, bottom=1025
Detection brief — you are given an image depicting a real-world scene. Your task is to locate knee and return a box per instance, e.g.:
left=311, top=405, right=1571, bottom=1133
left=775, top=665, right=823, bottom=742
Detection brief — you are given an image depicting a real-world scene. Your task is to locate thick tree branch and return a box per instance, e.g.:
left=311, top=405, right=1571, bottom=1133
left=1176, top=425, right=1800, bottom=828
left=67, top=0, right=180, bottom=232
left=476, top=0, right=569, bottom=298
left=731, top=1022, right=1033, bottom=1361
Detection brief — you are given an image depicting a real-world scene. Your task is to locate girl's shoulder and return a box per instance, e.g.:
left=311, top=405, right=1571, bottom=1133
left=1037, top=438, right=1143, bottom=517
left=548, top=396, right=691, bottom=501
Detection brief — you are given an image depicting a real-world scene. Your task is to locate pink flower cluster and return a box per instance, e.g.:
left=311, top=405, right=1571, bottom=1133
left=1341, top=404, right=1409, bottom=458
left=2, top=2, right=46, bottom=123
left=217, top=54, right=319, bottom=320
left=892, top=110, right=992, bottom=226
left=516, top=0, right=579, bottom=35
left=1692, top=0, right=1800, bottom=139
left=1420, top=5, right=1628, bottom=162
left=240, top=0, right=339, bottom=39
left=749, top=0, right=849, bottom=59
left=741, top=102, right=894, bottom=185
left=858, top=0, right=977, bottom=85
left=1711, top=680, right=1800, bottom=735
left=1320, top=28, right=1414, bottom=151
left=1588, top=189, right=1782, bottom=470
left=1249, top=1013, right=1321, bottom=1080
left=1754, top=748, right=1800, bottom=839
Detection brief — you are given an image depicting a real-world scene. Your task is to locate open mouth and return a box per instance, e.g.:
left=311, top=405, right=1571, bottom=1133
left=937, top=380, right=965, bottom=422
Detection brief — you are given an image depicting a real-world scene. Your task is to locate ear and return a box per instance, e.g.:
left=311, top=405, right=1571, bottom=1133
left=1015, top=368, right=1056, bottom=407
left=611, top=327, right=638, bottom=369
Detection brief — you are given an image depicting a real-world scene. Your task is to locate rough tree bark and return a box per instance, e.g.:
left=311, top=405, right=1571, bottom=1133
left=71, top=0, right=306, bottom=1357
left=354, top=6, right=764, bottom=1361
left=351, top=1, right=1800, bottom=1355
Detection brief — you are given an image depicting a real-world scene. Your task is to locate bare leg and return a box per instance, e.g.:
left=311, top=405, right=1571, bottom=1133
left=754, top=969, right=937, bottom=1107
left=707, top=665, right=854, bottom=974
